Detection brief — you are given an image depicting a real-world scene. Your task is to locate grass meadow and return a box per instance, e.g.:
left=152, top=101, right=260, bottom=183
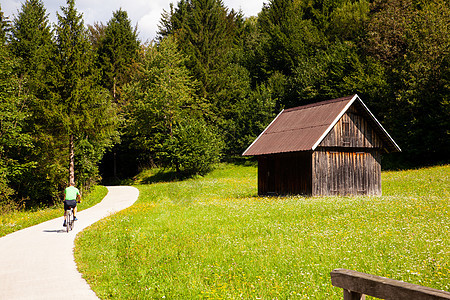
left=0, top=185, right=108, bottom=237
left=74, top=164, right=449, bottom=299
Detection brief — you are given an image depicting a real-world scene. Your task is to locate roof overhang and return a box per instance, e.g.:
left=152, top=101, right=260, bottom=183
left=242, top=94, right=401, bottom=156
left=242, top=109, right=285, bottom=156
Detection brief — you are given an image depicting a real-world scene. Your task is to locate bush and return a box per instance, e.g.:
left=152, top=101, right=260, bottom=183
left=160, top=119, right=223, bottom=176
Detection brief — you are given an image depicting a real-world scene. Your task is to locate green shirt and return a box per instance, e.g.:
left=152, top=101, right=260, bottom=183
left=65, top=186, right=80, bottom=200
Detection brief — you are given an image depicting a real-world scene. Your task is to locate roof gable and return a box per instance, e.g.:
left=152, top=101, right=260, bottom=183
left=242, top=94, right=400, bottom=156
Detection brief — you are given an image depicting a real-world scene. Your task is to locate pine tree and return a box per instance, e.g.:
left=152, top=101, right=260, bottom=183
left=9, top=0, right=54, bottom=81
left=97, top=9, right=139, bottom=102
left=55, top=0, right=118, bottom=186
left=158, top=0, right=242, bottom=99
left=7, top=0, right=65, bottom=203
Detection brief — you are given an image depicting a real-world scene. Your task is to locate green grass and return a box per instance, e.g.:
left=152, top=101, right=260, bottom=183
left=75, top=164, right=449, bottom=299
left=0, top=185, right=108, bottom=237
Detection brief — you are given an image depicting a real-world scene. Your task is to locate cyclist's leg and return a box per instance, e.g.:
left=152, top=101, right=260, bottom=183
left=65, top=200, right=77, bottom=219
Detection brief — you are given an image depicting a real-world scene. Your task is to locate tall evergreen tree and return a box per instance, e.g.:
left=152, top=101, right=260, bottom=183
left=9, top=0, right=54, bottom=82
left=94, top=10, right=139, bottom=179
left=8, top=0, right=64, bottom=203
left=55, top=0, right=118, bottom=186
left=158, top=0, right=242, bottom=99
left=96, top=9, right=139, bottom=103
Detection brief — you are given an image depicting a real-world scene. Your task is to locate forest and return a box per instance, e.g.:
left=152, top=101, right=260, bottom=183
left=0, top=0, right=448, bottom=205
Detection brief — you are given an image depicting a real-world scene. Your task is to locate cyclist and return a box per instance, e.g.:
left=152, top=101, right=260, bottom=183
left=63, top=182, right=81, bottom=227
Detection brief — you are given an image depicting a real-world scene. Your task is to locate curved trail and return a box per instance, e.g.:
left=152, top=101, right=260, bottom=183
left=0, top=186, right=139, bottom=300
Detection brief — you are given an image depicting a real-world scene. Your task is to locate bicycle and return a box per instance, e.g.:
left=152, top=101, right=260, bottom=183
left=65, top=207, right=75, bottom=232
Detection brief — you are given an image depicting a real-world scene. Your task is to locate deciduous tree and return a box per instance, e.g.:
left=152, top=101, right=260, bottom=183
left=364, top=0, right=449, bottom=164
left=124, top=36, right=221, bottom=175
left=0, top=39, right=31, bottom=202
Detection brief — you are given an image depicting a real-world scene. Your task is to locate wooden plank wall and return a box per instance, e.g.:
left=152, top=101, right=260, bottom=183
left=320, top=106, right=383, bottom=149
left=258, top=152, right=312, bottom=196
left=257, top=104, right=386, bottom=196
left=312, top=149, right=381, bottom=196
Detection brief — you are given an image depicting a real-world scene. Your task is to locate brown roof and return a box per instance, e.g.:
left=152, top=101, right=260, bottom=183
left=242, top=94, right=400, bottom=156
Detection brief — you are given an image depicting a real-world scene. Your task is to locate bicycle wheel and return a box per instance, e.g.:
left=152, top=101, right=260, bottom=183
left=69, top=209, right=74, bottom=231
left=66, top=210, right=70, bottom=233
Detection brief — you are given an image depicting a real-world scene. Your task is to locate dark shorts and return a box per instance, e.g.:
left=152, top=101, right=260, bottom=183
left=64, top=200, right=77, bottom=211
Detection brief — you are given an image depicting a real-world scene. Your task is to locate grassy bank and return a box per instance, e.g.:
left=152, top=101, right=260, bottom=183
left=75, top=164, right=449, bottom=299
left=0, top=185, right=108, bottom=237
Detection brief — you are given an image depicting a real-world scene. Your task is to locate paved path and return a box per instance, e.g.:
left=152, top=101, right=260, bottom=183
left=0, top=186, right=139, bottom=300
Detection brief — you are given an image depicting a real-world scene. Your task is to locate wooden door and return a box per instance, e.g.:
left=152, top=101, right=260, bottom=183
left=328, top=151, right=368, bottom=195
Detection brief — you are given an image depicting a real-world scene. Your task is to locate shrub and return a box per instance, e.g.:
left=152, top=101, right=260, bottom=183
left=160, top=118, right=223, bottom=176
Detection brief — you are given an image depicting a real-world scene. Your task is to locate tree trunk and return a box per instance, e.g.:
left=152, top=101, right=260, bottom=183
left=69, top=134, right=75, bottom=185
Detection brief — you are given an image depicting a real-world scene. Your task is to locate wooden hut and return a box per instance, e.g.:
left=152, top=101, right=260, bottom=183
left=242, top=94, right=401, bottom=196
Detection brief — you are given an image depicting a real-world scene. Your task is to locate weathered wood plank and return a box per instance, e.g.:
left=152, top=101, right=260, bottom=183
left=312, top=149, right=380, bottom=196
left=261, top=148, right=381, bottom=196
left=331, top=269, right=450, bottom=300
left=320, top=110, right=383, bottom=149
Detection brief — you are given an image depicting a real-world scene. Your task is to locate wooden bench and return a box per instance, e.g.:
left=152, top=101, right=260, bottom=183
left=331, top=269, right=450, bottom=300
